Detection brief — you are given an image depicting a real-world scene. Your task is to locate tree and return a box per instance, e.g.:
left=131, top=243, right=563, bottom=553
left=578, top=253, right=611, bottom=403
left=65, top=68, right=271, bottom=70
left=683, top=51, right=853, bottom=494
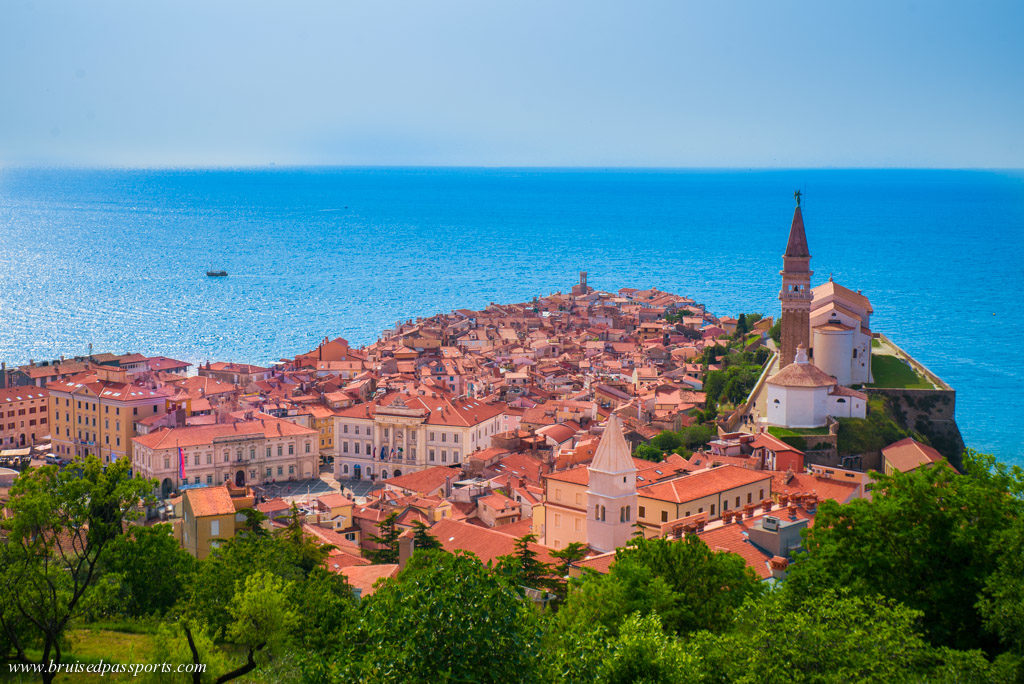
left=495, top=533, right=552, bottom=591
left=544, top=612, right=699, bottom=684
left=691, top=589, right=949, bottom=683
left=180, top=571, right=299, bottom=683
left=768, top=320, right=782, bottom=345
left=786, top=463, right=1015, bottom=651
left=410, top=520, right=442, bottom=552
left=342, top=550, right=541, bottom=682
left=553, top=536, right=762, bottom=638
left=100, top=523, right=196, bottom=617
left=735, top=313, right=748, bottom=338
left=365, top=511, right=400, bottom=564
left=0, top=457, right=152, bottom=683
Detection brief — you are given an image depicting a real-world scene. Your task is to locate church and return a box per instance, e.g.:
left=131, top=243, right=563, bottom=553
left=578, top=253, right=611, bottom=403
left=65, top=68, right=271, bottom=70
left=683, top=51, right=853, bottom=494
left=766, top=194, right=868, bottom=429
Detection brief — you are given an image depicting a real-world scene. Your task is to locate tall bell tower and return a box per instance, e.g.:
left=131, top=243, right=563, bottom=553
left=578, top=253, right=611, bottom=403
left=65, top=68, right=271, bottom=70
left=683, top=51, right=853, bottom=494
left=780, top=191, right=812, bottom=367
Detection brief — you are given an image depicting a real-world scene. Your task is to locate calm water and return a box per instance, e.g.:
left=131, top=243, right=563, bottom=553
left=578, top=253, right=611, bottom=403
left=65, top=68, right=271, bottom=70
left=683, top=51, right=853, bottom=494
left=1, top=168, right=1022, bottom=463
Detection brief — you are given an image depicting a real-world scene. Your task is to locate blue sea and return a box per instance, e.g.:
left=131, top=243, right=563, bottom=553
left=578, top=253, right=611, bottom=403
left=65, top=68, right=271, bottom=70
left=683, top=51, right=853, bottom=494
left=1, top=168, right=1022, bottom=463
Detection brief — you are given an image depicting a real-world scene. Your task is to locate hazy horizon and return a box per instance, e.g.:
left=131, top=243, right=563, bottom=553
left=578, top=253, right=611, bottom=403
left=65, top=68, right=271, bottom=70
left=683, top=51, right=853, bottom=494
left=2, top=1, right=1022, bottom=169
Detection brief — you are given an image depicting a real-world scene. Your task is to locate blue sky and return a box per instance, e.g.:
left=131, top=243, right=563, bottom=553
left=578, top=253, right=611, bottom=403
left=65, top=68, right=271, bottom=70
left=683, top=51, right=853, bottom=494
left=1, top=1, right=1021, bottom=168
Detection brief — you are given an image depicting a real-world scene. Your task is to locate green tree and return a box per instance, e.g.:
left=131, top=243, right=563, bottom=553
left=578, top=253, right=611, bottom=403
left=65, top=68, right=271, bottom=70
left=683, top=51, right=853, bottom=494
left=410, top=520, right=442, bottom=552
left=495, top=533, right=552, bottom=592
left=691, top=589, right=944, bottom=683
left=735, top=313, right=748, bottom=338
left=101, top=523, right=196, bottom=617
left=0, top=457, right=152, bottom=683
left=553, top=536, right=762, bottom=638
left=180, top=571, right=299, bottom=683
left=365, top=511, right=401, bottom=564
left=341, top=550, right=540, bottom=682
left=768, top=320, right=781, bottom=345
left=786, top=463, right=1014, bottom=650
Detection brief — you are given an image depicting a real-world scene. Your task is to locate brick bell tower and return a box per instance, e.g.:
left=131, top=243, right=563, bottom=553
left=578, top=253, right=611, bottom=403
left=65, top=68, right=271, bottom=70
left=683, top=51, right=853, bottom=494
left=780, top=191, right=812, bottom=367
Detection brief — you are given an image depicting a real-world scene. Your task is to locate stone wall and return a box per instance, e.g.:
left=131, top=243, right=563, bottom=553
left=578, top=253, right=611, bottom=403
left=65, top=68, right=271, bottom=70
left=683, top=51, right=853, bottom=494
left=866, top=387, right=964, bottom=467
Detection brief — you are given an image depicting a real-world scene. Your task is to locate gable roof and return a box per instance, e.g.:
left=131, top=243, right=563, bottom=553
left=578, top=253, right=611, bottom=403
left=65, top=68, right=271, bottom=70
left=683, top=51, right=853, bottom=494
left=185, top=486, right=236, bottom=517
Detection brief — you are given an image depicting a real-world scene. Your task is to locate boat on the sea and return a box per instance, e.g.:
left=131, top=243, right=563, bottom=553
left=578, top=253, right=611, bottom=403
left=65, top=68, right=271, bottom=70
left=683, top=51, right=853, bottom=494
left=206, top=270, right=228, bottom=277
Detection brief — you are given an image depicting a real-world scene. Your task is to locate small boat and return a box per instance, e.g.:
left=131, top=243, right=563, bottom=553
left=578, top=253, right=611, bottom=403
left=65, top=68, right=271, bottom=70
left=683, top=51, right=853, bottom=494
left=206, top=270, right=228, bottom=277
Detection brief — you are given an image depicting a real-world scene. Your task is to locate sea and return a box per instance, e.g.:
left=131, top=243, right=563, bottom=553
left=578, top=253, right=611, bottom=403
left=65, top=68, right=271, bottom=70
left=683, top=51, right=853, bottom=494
left=1, top=168, right=1022, bottom=464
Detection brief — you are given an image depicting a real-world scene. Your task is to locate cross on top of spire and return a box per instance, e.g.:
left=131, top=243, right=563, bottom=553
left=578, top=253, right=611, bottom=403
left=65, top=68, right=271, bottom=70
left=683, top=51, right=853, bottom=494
left=794, top=189, right=802, bottom=207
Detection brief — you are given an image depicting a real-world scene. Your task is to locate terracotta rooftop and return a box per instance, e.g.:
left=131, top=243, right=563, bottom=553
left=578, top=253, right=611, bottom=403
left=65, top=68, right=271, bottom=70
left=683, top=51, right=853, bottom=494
left=882, top=437, right=944, bottom=473
left=185, top=486, right=236, bottom=517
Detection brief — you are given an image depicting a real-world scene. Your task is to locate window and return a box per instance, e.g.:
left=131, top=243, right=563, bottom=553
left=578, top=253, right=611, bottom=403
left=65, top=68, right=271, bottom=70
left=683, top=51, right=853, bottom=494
left=661, top=510, right=668, bottom=523
left=266, top=446, right=271, bottom=458
left=710, top=505, right=715, bottom=515
left=305, top=442, right=311, bottom=453
left=207, top=453, right=212, bottom=465
left=288, top=465, right=294, bottom=475
left=206, top=474, right=213, bottom=485
left=210, top=520, right=220, bottom=536
left=735, top=496, right=740, bottom=508
left=441, top=433, right=446, bottom=442
left=277, top=445, right=283, bottom=457
left=193, top=454, right=200, bottom=466
left=288, top=444, right=294, bottom=455
left=747, top=492, right=752, bottom=504
left=638, top=505, right=646, bottom=518
left=723, top=500, right=729, bottom=510
left=441, top=450, right=447, bottom=463
left=343, top=424, right=348, bottom=433
left=164, top=457, right=170, bottom=469
left=453, top=433, right=458, bottom=443
left=277, top=466, right=283, bottom=476
left=759, top=489, right=764, bottom=500
left=266, top=467, right=272, bottom=477
left=429, top=449, right=435, bottom=462
left=430, top=432, right=435, bottom=441
left=355, top=443, right=361, bottom=455
left=342, top=442, right=348, bottom=453
left=343, top=464, right=349, bottom=474
left=250, top=447, right=255, bottom=460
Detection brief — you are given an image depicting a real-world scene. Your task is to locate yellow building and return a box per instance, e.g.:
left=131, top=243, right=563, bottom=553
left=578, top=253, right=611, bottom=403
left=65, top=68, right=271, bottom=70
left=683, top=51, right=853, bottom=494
left=181, top=485, right=252, bottom=559
left=302, top=405, right=337, bottom=461
left=538, top=453, right=772, bottom=550
left=47, top=368, right=169, bottom=464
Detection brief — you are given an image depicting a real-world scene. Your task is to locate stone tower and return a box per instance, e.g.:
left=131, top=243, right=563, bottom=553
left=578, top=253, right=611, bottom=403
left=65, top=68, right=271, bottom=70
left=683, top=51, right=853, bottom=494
left=779, top=197, right=813, bottom=367
left=586, top=413, right=638, bottom=553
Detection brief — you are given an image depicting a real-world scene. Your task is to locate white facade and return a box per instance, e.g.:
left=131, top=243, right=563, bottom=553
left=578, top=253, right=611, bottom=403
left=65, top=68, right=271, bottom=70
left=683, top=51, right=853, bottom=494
left=809, top=280, right=873, bottom=385
left=767, top=384, right=828, bottom=429
left=333, top=398, right=506, bottom=482
left=766, top=346, right=867, bottom=429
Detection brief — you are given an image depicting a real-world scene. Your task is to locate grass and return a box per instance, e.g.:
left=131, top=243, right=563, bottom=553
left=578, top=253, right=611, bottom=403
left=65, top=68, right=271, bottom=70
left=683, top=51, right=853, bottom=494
left=868, top=354, right=934, bottom=389
left=871, top=338, right=882, bottom=349
left=768, top=426, right=829, bottom=438
left=66, top=628, right=159, bottom=663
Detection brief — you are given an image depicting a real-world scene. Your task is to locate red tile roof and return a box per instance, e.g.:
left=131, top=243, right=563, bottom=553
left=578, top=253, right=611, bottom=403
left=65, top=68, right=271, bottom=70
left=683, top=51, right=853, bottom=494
left=185, top=486, right=236, bottom=517
left=431, top=518, right=556, bottom=565
left=881, top=437, right=944, bottom=473
left=133, top=415, right=316, bottom=450
left=640, top=466, right=772, bottom=504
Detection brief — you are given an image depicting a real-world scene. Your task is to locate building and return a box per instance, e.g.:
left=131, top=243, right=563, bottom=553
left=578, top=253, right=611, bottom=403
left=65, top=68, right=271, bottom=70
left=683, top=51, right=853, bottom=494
left=198, top=362, right=271, bottom=387
left=47, top=369, right=169, bottom=463
left=585, top=413, right=638, bottom=553
left=0, top=387, right=49, bottom=449
left=779, top=198, right=813, bottom=370
left=333, top=392, right=506, bottom=482
left=765, top=345, right=867, bottom=428
left=881, top=437, right=944, bottom=475
left=132, top=414, right=318, bottom=497
left=181, top=485, right=252, bottom=559
left=810, top=279, right=874, bottom=385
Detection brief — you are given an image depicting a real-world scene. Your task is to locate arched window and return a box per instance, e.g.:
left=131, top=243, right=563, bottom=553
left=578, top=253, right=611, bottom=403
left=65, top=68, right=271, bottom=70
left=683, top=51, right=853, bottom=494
left=343, top=464, right=349, bottom=474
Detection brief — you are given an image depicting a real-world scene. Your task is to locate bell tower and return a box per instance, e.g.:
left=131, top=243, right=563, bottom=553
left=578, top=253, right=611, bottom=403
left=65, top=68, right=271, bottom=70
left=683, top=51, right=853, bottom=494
left=586, top=413, right=637, bottom=553
left=780, top=191, right=812, bottom=367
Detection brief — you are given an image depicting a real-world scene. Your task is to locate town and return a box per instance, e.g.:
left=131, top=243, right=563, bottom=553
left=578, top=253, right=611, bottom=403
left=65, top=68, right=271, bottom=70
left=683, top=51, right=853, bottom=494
left=2, top=201, right=1018, bottom=683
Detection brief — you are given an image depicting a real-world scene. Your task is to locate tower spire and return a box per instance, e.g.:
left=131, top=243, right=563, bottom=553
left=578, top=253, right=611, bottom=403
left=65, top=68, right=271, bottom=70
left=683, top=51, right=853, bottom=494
left=779, top=195, right=813, bottom=368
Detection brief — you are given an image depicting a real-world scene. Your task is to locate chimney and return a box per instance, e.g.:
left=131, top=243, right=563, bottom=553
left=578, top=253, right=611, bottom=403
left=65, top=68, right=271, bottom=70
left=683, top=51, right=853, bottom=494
left=398, top=535, right=414, bottom=569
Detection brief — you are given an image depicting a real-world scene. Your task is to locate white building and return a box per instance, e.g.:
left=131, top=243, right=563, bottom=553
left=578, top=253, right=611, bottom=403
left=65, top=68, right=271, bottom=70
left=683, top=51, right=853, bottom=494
left=809, top=278, right=873, bottom=386
left=333, top=392, right=506, bottom=482
left=132, top=415, right=319, bottom=497
left=766, top=345, right=867, bottom=429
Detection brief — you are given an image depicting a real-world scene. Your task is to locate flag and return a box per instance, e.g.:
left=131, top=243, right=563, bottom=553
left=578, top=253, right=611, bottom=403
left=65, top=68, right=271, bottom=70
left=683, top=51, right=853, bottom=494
left=178, top=446, right=187, bottom=480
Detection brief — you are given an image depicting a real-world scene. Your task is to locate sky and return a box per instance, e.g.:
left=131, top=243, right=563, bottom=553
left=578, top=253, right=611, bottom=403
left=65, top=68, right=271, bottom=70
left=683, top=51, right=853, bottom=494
left=1, top=1, right=1022, bottom=168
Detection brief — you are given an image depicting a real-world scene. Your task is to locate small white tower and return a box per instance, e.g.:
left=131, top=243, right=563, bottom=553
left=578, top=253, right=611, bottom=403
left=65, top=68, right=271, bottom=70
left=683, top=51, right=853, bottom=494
left=586, top=413, right=638, bottom=553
